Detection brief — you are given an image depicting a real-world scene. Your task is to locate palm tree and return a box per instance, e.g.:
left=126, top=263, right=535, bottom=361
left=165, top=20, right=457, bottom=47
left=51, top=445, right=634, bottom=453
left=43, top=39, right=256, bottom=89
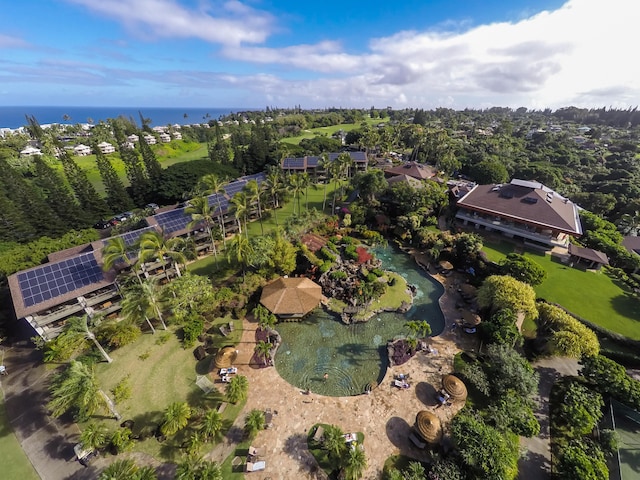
left=184, top=431, right=203, bottom=456
left=161, top=401, right=192, bottom=437
left=328, top=159, right=343, bottom=213
left=197, top=460, right=223, bottom=480
left=102, top=236, right=141, bottom=283
left=300, top=172, right=311, bottom=211
left=264, top=168, right=285, bottom=225
left=120, top=278, right=167, bottom=333
left=230, top=191, right=249, bottom=239
left=110, top=427, right=134, bottom=454
left=185, top=195, right=220, bottom=263
left=323, top=424, right=347, bottom=462
left=226, top=375, right=248, bottom=404
left=61, top=315, right=113, bottom=363
left=318, top=154, right=330, bottom=211
left=244, top=409, right=265, bottom=440
left=139, top=230, right=186, bottom=281
left=175, top=455, right=222, bottom=480
left=337, top=152, right=354, bottom=198
left=253, top=304, right=277, bottom=330
left=288, top=173, right=305, bottom=215
left=344, top=445, right=367, bottom=480
left=80, top=422, right=109, bottom=451
left=226, top=233, right=253, bottom=281
left=48, top=360, right=109, bottom=420
left=199, top=409, right=224, bottom=442
left=244, top=179, right=264, bottom=235
left=618, top=210, right=640, bottom=236
left=254, top=340, right=273, bottom=366
left=199, top=173, right=228, bottom=246
left=405, top=320, right=432, bottom=338
left=99, top=459, right=138, bottom=480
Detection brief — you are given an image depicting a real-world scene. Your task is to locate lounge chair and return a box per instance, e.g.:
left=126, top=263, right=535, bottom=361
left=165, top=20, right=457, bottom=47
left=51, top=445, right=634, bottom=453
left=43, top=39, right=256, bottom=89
left=313, top=425, right=325, bottom=443
left=219, top=325, right=229, bottom=337
left=394, top=379, right=410, bottom=389
left=246, top=460, right=266, bottom=472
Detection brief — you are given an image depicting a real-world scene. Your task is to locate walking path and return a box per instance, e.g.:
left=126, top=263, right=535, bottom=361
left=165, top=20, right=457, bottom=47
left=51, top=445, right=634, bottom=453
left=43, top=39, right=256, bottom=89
left=517, top=357, right=579, bottom=480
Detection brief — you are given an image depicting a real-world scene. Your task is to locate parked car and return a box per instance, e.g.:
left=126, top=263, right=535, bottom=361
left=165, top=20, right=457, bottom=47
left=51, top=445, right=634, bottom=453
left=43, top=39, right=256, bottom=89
left=74, top=443, right=98, bottom=467
left=93, top=219, right=111, bottom=229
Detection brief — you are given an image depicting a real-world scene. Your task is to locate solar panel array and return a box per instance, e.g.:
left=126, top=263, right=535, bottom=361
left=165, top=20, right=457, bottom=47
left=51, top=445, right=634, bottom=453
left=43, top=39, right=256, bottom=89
left=283, top=157, right=306, bottom=169
left=154, top=207, right=190, bottom=234
left=350, top=151, right=367, bottom=162
left=17, top=252, right=104, bottom=308
left=243, top=172, right=267, bottom=184
left=104, top=226, right=155, bottom=248
left=223, top=180, right=247, bottom=197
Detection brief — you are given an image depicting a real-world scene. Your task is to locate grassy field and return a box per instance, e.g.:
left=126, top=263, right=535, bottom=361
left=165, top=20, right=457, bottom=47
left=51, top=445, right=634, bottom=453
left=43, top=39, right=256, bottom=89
left=280, top=117, right=389, bottom=145
left=92, top=318, right=244, bottom=462
left=482, top=240, right=640, bottom=339
left=0, top=391, right=40, bottom=480
left=55, top=142, right=209, bottom=194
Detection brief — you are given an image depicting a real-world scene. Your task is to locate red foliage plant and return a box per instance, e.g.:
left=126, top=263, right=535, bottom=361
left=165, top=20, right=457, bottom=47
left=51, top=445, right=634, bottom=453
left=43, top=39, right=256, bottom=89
left=356, top=246, right=372, bottom=264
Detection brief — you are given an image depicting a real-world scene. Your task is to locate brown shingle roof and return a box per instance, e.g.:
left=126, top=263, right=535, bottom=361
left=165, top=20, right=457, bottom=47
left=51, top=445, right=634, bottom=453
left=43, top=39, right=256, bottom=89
left=568, top=244, right=609, bottom=265
left=622, top=236, right=640, bottom=255
left=457, top=180, right=582, bottom=235
left=300, top=233, right=327, bottom=253
left=384, top=162, right=435, bottom=180
left=387, top=174, right=424, bottom=188
left=260, top=277, right=322, bottom=316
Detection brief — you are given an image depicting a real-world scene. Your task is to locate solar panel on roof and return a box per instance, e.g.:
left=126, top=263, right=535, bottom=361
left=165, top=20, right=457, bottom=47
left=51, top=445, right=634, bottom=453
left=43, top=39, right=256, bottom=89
left=154, top=208, right=191, bottom=234
left=17, top=252, right=104, bottom=308
left=105, top=226, right=155, bottom=248
left=307, top=156, right=319, bottom=167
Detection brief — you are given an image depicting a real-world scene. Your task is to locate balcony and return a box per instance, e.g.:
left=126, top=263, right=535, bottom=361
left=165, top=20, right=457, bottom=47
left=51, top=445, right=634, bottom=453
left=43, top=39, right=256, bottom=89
left=455, top=211, right=568, bottom=247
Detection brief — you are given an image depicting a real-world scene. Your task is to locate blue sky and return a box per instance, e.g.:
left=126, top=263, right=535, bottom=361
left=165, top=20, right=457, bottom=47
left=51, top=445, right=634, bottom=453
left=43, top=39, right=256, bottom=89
left=0, top=0, right=638, bottom=109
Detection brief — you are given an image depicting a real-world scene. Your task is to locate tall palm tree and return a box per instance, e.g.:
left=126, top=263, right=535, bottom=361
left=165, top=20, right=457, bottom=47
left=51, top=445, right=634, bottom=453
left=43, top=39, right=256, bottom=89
left=199, top=409, right=224, bottom=442
left=254, top=340, right=273, bottom=366
left=48, top=360, right=109, bottom=420
left=80, top=422, right=109, bottom=451
left=62, top=315, right=113, bottom=363
left=185, top=195, right=220, bottom=263
left=98, top=459, right=138, bottom=480
left=161, top=401, right=192, bottom=437
left=175, top=455, right=222, bottom=480
left=197, top=460, right=223, bottom=480
left=230, top=191, right=249, bottom=239
left=300, top=172, right=311, bottom=212
left=288, top=173, right=305, bottom=215
left=264, top=167, right=285, bottom=210
left=138, top=230, right=186, bottom=281
left=102, top=237, right=141, bottom=283
left=199, top=173, right=228, bottom=246
left=225, top=375, right=248, bottom=404
left=318, top=154, right=330, bottom=212
left=337, top=152, right=354, bottom=198
left=226, top=233, right=253, bottom=281
left=244, top=179, right=264, bottom=235
left=344, top=445, right=367, bottom=480
left=328, top=159, right=343, bottom=213
left=120, top=278, right=167, bottom=333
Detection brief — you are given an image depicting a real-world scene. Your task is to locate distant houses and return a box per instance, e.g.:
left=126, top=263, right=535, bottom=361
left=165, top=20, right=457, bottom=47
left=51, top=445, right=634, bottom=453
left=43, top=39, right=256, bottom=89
left=281, top=151, right=368, bottom=179
left=96, top=141, right=115, bottom=154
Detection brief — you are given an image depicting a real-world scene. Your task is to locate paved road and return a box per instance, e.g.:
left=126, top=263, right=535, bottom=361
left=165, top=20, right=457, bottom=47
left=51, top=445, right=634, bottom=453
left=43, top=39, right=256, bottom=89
left=517, top=356, right=580, bottom=480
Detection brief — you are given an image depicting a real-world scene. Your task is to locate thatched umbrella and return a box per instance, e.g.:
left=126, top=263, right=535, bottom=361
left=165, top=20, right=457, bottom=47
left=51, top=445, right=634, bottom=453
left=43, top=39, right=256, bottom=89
left=214, top=346, right=238, bottom=368
left=462, top=310, right=481, bottom=326
left=415, top=410, right=442, bottom=444
left=439, top=260, right=454, bottom=271
left=442, top=374, right=467, bottom=401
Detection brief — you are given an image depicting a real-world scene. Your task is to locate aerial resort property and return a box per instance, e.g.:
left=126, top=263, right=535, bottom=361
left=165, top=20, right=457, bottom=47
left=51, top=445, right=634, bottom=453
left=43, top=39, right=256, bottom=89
left=2, top=107, right=640, bottom=480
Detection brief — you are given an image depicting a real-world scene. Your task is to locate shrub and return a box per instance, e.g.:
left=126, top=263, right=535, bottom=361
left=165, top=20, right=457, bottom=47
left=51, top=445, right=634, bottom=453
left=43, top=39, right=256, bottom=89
left=182, top=316, right=205, bottom=348
left=319, top=247, right=337, bottom=262
left=365, top=273, right=378, bottom=283
left=330, top=271, right=348, bottom=280
left=344, top=245, right=359, bottom=261
left=112, top=375, right=132, bottom=404
left=97, top=322, right=141, bottom=349
left=319, top=260, right=333, bottom=274
left=371, top=268, right=384, bottom=277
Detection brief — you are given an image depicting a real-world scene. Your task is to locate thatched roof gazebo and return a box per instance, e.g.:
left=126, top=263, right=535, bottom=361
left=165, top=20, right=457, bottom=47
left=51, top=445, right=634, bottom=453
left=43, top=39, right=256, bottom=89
left=442, top=374, right=467, bottom=402
left=260, top=277, right=323, bottom=319
left=214, top=346, right=238, bottom=368
left=439, top=260, right=454, bottom=271
left=415, top=410, right=442, bottom=445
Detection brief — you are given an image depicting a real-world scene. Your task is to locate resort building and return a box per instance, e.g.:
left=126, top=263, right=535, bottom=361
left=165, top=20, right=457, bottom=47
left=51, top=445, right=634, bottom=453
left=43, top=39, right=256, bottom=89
left=73, top=144, right=91, bottom=156
left=127, top=134, right=139, bottom=143
left=96, top=141, right=116, bottom=154
left=383, top=161, right=437, bottom=182
left=20, top=146, right=42, bottom=157
left=455, top=179, right=583, bottom=248
left=281, top=151, right=368, bottom=179
left=143, top=134, right=157, bottom=145
left=158, top=132, right=171, bottom=143
left=172, top=131, right=182, bottom=140
left=259, top=277, right=323, bottom=319
left=8, top=172, right=267, bottom=340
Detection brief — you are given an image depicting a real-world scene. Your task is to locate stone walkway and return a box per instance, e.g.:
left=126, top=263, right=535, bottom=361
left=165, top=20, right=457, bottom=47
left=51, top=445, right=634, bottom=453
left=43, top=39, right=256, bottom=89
left=517, top=357, right=579, bottom=480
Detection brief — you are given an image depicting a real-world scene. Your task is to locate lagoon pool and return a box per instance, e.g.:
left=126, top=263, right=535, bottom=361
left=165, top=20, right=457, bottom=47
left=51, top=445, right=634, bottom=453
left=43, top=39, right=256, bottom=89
left=274, top=246, right=445, bottom=396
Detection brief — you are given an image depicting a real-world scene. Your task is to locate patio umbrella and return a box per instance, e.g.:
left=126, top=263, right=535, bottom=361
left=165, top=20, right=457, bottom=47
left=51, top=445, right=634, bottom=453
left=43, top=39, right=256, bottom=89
left=415, top=410, right=442, bottom=444
left=462, top=310, right=481, bottom=326
left=442, top=374, right=467, bottom=401
left=214, top=346, right=238, bottom=368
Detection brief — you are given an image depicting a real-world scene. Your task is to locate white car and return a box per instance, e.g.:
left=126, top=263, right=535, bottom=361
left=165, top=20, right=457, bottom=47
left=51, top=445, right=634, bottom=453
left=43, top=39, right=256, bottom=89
left=74, top=443, right=98, bottom=467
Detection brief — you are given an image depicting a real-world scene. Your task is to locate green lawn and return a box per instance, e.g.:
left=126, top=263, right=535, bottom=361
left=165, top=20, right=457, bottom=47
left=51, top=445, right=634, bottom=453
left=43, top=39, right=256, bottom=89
left=92, top=323, right=243, bottom=461
left=0, top=391, right=40, bottom=480
left=280, top=117, right=389, bottom=145
left=482, top=239, right=640, bottom=339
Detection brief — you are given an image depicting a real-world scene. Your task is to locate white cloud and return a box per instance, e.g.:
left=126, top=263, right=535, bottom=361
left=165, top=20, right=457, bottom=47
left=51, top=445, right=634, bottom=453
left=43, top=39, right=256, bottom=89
left=0, top=34, right=30, bottom=49
left=65, top=0, right=274, bottom=45
left=220, top=0, right=640, bottom=108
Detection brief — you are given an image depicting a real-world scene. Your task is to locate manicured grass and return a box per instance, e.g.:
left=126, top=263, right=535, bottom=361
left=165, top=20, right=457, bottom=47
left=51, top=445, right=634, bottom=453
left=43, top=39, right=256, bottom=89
left=481, top=239, right=640, bottom=339
left=351, top=272, right=411, bottom=321
left=219, top=438, right=252, bottom=479
left=0, top=391, right=40, bottom=480
left=92, top=327, right=242, bottom=461
left=280, top=117, right=389, bottom=145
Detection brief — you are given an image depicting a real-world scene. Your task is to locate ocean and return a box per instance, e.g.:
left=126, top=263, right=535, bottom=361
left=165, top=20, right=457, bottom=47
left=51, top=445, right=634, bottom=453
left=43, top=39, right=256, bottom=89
left=0, top=106, right=257, bottom=129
